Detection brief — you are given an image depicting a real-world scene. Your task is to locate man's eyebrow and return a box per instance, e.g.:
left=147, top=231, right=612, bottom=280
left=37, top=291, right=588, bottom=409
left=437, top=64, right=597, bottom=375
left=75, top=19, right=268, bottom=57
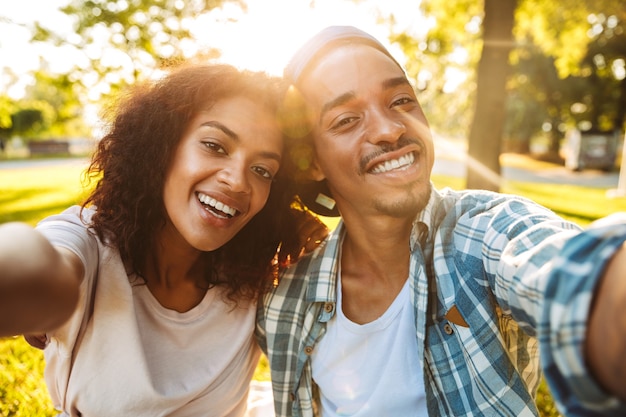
left=318, top=76, right=412, bottom=122
left=382, top=76, right=411, bottom=90
left=320, top=92, right=356, bottom=122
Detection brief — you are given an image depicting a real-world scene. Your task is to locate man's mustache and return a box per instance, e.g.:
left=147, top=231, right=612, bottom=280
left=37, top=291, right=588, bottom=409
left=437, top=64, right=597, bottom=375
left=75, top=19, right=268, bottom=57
left=359, top=137, right=421, bottom=173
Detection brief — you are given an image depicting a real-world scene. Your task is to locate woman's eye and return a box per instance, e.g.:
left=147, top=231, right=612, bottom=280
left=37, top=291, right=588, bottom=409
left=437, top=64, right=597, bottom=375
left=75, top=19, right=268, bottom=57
left=203, top=141, right=226, bottom=154
left=252, top=166, right=274, bottom=181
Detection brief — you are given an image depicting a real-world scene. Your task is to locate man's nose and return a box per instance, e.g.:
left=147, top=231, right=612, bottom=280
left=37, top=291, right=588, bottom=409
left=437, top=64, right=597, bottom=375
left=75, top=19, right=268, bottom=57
left=365, top=107, right=406, bottom=145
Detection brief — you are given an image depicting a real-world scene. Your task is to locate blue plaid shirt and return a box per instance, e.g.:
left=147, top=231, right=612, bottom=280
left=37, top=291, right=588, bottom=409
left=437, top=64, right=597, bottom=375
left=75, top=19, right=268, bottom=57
left=256, top=186, right=626, bottom=416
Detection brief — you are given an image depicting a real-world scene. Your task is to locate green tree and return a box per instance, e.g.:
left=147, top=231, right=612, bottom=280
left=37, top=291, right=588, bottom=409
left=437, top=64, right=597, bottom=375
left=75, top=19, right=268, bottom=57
left=505, top=46, right=587, bottom=157
left=25, top=70, right=91, bottom=138
left=577, top=11, right=626, bottom=132
left=465, top=0, right=516, bottom=190
left=32, top=0, right=241, bottom=101
left=0, top=101, right=56, bottom=141
left=2, top=0, right=239, bottom=142
left=11, top=108, right=44, bottom=137
left=392, top=0, right=625, bottom=190
left=0, top=95, right=17, bottom=135
left=515, top=0, right=624, bottom=79
left=389, top=0, right=482, bottom=137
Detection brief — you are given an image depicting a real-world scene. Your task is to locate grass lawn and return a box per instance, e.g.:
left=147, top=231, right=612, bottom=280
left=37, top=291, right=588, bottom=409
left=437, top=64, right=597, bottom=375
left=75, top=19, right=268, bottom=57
left=2, top=155, right=626, bottom=416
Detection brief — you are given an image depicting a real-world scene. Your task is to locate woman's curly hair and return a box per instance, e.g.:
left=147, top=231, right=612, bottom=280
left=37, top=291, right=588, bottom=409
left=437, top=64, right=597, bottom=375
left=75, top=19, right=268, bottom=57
left=83, top=63, right=301, bottom=301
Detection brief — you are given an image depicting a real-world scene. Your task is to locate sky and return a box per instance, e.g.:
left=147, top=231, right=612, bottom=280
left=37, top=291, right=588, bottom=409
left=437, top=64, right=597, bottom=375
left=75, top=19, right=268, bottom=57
left=0, top=0, right=431, bottom=98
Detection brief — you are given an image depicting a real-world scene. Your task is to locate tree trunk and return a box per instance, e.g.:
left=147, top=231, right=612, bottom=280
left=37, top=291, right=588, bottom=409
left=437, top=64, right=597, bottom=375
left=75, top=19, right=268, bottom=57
left=615, top=77, right=626, bottom=133
left=466, top=0, right=517, bottom=191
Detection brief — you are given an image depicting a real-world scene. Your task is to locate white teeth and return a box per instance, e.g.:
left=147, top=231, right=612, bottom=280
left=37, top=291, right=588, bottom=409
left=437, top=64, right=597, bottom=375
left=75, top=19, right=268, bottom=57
left=197, top=192, right=237, bottom=217
left=371, top=152, right=415, bottom=174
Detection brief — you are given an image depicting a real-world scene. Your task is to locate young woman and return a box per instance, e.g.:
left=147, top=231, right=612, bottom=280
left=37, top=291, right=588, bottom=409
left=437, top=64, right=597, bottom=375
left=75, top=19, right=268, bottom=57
left=0, top=63, right=325, bottom=416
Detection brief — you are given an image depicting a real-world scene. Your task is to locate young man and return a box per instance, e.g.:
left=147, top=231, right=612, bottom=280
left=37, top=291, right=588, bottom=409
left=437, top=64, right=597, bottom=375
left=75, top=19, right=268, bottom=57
left=256, top=26, right=626, bottom=416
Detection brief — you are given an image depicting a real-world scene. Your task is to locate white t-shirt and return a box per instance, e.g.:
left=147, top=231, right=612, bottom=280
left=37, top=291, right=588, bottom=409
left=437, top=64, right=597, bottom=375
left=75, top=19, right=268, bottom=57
left=311, top=273, right=428, bottom=416
left=38, top=206, right=261, bottom=417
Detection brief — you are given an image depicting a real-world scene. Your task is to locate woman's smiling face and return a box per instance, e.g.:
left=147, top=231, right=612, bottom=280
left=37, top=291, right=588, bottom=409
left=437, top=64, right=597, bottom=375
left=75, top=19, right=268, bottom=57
left=161, top=95, right=283, bottom=253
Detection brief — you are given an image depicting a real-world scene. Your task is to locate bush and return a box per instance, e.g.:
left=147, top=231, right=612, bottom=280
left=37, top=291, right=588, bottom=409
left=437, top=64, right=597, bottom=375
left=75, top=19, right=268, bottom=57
left=0, top=337, right=57, bottom=416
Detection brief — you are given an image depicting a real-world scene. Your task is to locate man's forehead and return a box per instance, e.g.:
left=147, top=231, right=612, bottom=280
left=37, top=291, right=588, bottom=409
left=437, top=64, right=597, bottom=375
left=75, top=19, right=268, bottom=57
left=285, top=25, right=402, bottom=86
left=299, top=44, right=408, bottom=102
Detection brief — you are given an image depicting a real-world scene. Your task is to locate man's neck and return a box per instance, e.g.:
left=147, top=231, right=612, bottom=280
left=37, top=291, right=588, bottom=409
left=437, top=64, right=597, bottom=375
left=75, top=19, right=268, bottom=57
left=338, top=216, right=413, bottom=324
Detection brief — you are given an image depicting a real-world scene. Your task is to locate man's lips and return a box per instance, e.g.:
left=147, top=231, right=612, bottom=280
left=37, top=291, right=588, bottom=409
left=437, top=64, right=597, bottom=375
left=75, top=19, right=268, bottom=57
left=369, top=151, right=416, bottom=174
left=361, top=137, right=423, bottom=174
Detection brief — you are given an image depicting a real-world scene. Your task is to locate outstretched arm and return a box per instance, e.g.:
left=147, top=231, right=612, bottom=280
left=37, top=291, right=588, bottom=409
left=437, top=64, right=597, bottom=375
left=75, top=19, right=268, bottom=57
left=586, top=241, right=626, bottom=403
left=0, top=222, right=83, bottom=338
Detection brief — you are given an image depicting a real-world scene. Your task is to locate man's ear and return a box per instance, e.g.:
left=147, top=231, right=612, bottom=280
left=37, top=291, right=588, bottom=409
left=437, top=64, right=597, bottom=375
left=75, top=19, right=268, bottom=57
left=307, top=157, right=325, bottom=181
left=294, top=151, right=339, bottom=217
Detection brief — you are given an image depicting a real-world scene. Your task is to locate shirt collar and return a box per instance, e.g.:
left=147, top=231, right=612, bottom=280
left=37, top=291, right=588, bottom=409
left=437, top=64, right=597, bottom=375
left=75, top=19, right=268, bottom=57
left=410, top=183, right=443, bottom=251
left=305, top=220, right=345, bottom=304
left=307, top=184, right=444, bottom=302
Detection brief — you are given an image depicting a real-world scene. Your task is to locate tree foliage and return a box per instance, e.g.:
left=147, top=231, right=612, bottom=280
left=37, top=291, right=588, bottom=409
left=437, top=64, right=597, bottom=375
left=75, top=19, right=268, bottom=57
left=33, top=0, right=242, bottom=98
left=0, top=96, right=17, bottom=131
left=0, top=100, right=49, bottom=140
left=506, top=6, right=626, bottom=158
left=389, top=0, right=626, bottom=190
left=0, top=72, right=91, bottom=141
left=24, top=71, right=92, bottom=138
left=389, top=0, right=483, bottom=137
left=1, top=0, right=238, bottom=141
left=465, top=0, right=516, bottom=190
left=516, top=0, right=625, bottom=78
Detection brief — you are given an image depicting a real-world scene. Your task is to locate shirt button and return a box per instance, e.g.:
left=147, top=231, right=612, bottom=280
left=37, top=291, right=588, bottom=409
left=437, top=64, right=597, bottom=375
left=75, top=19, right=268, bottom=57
left=444, top=323, right=454, bottom=335
left=304, top=346, right=314, bottom=355
left=289, top=393, right=296, bottom=401
left=324, top=303, right=334, bottom=313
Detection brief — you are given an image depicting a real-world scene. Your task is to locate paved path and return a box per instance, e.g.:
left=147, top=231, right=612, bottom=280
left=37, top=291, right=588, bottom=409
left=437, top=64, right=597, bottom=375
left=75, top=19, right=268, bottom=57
left=0, top=157, right=89, bottom=170
left=433, top=156, right=621, bottom=189
left=430, top=135, right=622, bottom=189
left=502, top=164, right=620, bottom=188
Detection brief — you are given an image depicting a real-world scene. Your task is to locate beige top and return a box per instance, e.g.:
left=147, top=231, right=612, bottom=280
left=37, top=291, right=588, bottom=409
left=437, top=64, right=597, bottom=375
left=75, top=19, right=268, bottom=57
left=39, top=206, right=260, bottom=417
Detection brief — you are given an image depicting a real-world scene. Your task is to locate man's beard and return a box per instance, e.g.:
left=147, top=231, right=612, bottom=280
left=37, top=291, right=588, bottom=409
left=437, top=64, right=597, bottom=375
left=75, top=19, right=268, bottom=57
left=371, top=180, right=431, bottom=218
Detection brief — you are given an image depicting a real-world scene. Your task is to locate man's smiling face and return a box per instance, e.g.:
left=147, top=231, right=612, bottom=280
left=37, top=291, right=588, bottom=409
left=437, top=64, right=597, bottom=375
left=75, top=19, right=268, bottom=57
left=298, top=43, right=435, bottom=219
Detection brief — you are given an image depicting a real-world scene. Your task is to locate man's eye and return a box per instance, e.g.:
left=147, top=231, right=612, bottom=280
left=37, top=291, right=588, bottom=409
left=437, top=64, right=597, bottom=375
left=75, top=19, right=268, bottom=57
left=203, top=141, right=226, bottom=154
left=392, top=97, right=414, bottom=107
left=253, top=166, right=274, bottom=180
left=332, top=116, right=358, bottom=130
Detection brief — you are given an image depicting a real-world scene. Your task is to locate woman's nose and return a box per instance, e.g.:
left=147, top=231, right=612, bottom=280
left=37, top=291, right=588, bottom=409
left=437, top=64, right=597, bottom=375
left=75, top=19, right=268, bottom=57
left=217, top=162, right=251, bottom=193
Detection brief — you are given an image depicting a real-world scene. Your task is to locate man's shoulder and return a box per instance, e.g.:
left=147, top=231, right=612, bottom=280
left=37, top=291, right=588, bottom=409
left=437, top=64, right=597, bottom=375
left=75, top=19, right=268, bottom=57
left=435, top=187, right=553, bottom=218
left=267, top=228, right=341, bottom=310
left=278, top=243, right=329, bottom=289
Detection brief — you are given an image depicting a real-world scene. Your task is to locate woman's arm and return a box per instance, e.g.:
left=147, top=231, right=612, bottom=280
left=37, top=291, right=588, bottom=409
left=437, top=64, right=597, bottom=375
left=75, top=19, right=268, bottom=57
left=586, top=240, right=626, bottom=403
left=0, top=222, right=83, bottom=337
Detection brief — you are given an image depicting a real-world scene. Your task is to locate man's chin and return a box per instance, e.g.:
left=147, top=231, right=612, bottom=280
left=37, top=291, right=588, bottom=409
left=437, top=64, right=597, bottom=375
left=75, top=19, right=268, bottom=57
left=373, top=193, right=430, bottom=219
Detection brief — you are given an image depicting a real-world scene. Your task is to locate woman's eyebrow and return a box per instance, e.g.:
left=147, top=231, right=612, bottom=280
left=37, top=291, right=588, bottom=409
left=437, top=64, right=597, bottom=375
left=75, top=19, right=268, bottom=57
left=200, top=121, right=237, bottom=140
left=201, top=121, right=281, bottom=162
